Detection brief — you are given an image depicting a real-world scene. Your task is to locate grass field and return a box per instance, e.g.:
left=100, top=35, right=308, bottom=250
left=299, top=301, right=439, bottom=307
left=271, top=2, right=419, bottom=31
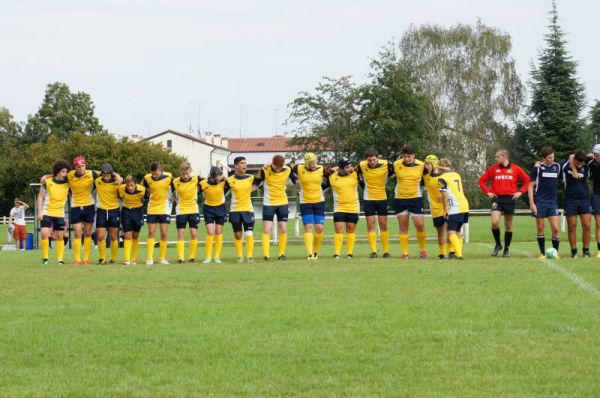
left=2, top=217, right=600, bottom=396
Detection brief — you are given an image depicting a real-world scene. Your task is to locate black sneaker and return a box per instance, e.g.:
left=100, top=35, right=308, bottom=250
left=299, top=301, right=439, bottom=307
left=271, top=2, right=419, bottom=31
left=109, top=259, right=116, bottom=264
left=188, top=259, right=195, bottom=263
left=347, top=254, right=354, bottom=259
left=277, top=255, right=287, bottom=261
left=178, top=259, right=184, bottom=264
left=491, top=245, right=503, bottom=257
left=313, top=252, right=319, bottom=260
left=448, top=252, right=455, bottom=260
left=382, top=252, right=391, bottom=258
left=263, top=256, right=270, bottom=261
left=42, top=259, right=49, bottom=265
left=583, top=249, right=591, bottom=258
left=438, top=254, right=446, bottom=260
left=98, top=259, right=106, bottom=265
left=502, top=249, right=510, bottom=258
left=368, top=252, right=378, bottom=259
left=333, top=254, right=340, bottom=259
left=57, top=260, right=65, bottom=265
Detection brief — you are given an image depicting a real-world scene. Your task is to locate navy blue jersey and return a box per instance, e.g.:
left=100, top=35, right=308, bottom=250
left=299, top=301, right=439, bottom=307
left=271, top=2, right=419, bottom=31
left=562, top=160, right=590, bottom=199
left=587, top=157, right=600, bottom=194
left=530, top=162, right=561, bottom=203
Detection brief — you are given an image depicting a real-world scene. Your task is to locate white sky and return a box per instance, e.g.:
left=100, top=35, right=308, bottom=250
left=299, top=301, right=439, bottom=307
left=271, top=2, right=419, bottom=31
left=1, top=0, right=598, bottom=138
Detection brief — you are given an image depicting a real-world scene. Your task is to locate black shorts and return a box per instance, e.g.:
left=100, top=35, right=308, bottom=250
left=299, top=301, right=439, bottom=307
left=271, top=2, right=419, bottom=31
left=447, top=212, right=469, bottom=232
left=147, top=214, right=171, bottom=224
left=229, top=211, right=255, bottom=233
left=432, top=216, right=446, bottom=228
left=333, top=212, right=359, bottom=224
left=121, top=207, right=144, bottom=233
left=203, top=205, right=226, bottom=225
left=96, top=208, right=120, bottom=229
left=41, top=215, right=65, bottom=230
left=564, top=197, right=592, bottom=217
left=363, top=200, right=388, bottom=217
left=394, top=198, right=424, bottom=215
left=263, top=205, right=289, bottom=222
left=71, top=205, right=95, bottom=224
left=176, top=213, right=201, bottom=229
left=491, top=195, right=516, bottom=215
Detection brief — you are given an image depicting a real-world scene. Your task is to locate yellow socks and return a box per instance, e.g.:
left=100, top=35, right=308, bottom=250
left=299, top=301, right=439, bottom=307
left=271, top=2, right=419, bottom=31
left=262, top=233, right=270, bottom=258
left=215, top=234, right=223, bottom=259
left=110, top=240, right=118, bottom=261
left=416, top=231, right=427, bottom=251
left=448, top=234, right=462, bottom=257
left=131, top=238, right=139, bottom=262
left=314, top=231, right=323, bottom=255
left=159, top=240, right=168, bottom=260
left=73, top=238, right=82, bottom=262
left=399, top=234, right=409, bottom=255
left=246, top=234, right=254, bottom=258
left=334, top=233, right=343, bottom=256
left=98, top=240, right=107, bottom=260
left=234, top=238, right=243, bottom=258
left=177, top=240, right=185, bottom=261
left=381, top=230, right=390, bottom=254
left=189, top=239, right=198, bottom=260
left=205, top=235, right=214, bottom=259
left=83, top=236, right=92, bottom=261
left=367, top=231, right=377, bottom=253
left=278, top=232, right=287, bottom=257
left=41, top=238, right=49, bottom=259
left=56, top=240, right=65, bottom=261
left=304, top=232, right=314, bottom=256
left=346, top=232, right=356, bottom=256
left=124, top=239, right=132, bottom=262
left=146, top=238, right=155, bottom=261
left=439, top=243, right=447, bottom=257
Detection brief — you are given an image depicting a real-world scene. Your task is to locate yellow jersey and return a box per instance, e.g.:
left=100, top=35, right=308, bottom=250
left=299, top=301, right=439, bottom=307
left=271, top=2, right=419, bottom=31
left=41, top=178, right=70, bottom=218
left=439, top=172, right=469, bottom=215
left=199, top=179, right=226, bottom=207
left=143, top=172, right=173, bottom=215
left=294, top=164, right=325, bottom=204
left=94, top=177, right=121, bottom=210
left=226, top=174, right=256, bottom=212
left=423, top=173, right=445, bottom=218
left=118, top=184, right=146, bottom=209
left=259, top=166, right=295, bottom=206
left=393, top=159, right=425, bottom=199
left=67, top=169, right=97, bottom=207
left=172, top=176, right=200, bottom=215
left=328, top=171, right=360, bottom=213
left=357, top=160, right=391, bottom=201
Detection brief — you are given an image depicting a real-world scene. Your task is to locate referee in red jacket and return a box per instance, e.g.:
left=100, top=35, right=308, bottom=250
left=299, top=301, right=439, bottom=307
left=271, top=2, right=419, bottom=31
left=478, top=149, right=530, bottom=257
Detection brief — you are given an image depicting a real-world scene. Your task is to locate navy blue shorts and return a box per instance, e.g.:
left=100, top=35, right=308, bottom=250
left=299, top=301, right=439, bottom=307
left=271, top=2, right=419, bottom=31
left=121, top=207, right=144, bottom=233
left=203, top=204, right=226, bottom=225
left=263, top=204, right=289, bottom=222
left=147, top=214, right=171, bottom=224
left=592, top=194, right=600, bottom=215
left=564, top=197, right=591, bottom=217
left=363, top=200, right=388, bottom=217
left=300, top=202, right=326, bottom=225
left=394, top=198, right=424, bottom=215
left=176, top=213, right=200, bottom=229
left=333, top=212, right=359, bottom=224
left=534, top=201, right=559, bottom=219
left=96, top=208, right=120, bottom=229
left=491, top=195, right=515, bottom=215
left=447, top=212, right=469, bottom=232
left=229, top=211, right=255, bottom=232
left=71, top=205, right=95, bottom=224
left=41, top=215, right=65, bottom=230
left=432, top=216, right=446, bottom=228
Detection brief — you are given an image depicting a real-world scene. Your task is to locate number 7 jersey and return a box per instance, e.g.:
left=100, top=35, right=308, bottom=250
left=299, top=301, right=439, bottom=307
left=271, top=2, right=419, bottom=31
left=438, top=171, right=469, bottom=214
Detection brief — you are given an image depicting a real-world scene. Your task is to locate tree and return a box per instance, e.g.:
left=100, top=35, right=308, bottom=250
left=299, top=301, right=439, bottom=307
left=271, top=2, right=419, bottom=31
left=515, top=1, right=586, bottom=164
left=585, top=100, right=600, bottom=144
left=21, top=82, right=105, bottom=144
left=0, top=107, right=22, bottom=139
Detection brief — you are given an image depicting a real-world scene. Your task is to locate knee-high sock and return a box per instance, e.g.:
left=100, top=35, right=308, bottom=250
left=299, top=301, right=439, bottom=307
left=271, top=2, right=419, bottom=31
left=416, top=231, right=427, bottom=251
left=439, top=243, right=447, bottom=257
left=246, top=234, right=254, bottom=258
left=83, top=236, right=92, bottom=261
left=537, top=234, right=545, bottom=255
left=399, top=234, right=409, bottom=256
left=234, top=238, right=243, bottom=258
left=159, top=240, right=168, bottom=260
left=492, top=228, right=501, bottom=246
left=131, top=238, right=139, bottom=261
left=346, top=232, right=356, bottom=255
left=177, top=240, right=185, bottom=261
left=56, top=240, right=65, bottom=261
left=73, top=238, right=82, bottom=262
left=110, top=240, right=118, bottom=261
left=278, top=232, right=287, bottom=257
left=367, top=231, right=377, bottom=253
left=304, top=232, right=314, bottom=256
left=334, top=233, right=343, bottom=256
left=504, top=231, right=513, bottom=249
left=205, top=235, right=214, bottom=259
left=215, top=234, right=223, bottom=259
left=41, top=238, right=49, bottom=260
left=123, top=239, right=132, bottom=262
left=448, top=234, right=462, bottom=257
left=262, top=233, right=270, bottom=258
left=552, top=236, right=560, bottom=251
left=189, top=239, right=198, bottom=260
left=313, top=232, right=323, bottom=255
left=98, top=240, right=107, bottom=260
left=146, top=238, right=155, bottom=261
left=381, top=230, right=390, bottom=254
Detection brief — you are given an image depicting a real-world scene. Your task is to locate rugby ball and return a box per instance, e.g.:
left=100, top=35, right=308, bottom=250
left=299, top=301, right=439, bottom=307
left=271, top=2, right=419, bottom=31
left=545, top=247, right=558, bottom=259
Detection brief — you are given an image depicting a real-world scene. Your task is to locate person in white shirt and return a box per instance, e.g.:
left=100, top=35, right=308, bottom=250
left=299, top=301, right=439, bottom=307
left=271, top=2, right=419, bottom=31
left=8, top=198, right=29, bottom=251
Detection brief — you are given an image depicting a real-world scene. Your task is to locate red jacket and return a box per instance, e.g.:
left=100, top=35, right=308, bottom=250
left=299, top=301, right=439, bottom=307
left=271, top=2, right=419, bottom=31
left=478, top=162, right=530, bottom=196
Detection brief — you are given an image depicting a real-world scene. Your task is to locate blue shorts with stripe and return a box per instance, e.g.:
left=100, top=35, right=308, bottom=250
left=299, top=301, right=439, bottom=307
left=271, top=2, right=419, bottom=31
left=299, top=202, right=326, bottom=225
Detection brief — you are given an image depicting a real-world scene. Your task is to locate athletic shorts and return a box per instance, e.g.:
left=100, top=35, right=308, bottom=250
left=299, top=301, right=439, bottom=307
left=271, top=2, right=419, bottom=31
left=96, top=208, right=120, bottom=229
left=13, top=224, right=27, bottom=240
left=491, top=195, right=516, bottom=215
left=564, top=197, right=592, bottom=217
left=203, top=204, right=226, bottom=225
left=71, top=205, right=95, bottom=224
left=300, top=202, right=326, bottom=225
left=447, top=212, right=469, bottom=232
left=432, top=215, right=446, bottom=228
left=363, top=200, right=388, bottom=217
left=534, top=200, right=559, bottom=219
left=121, top=207, right=144, bottom=233
left=263, top=204, right=289, bottom=222
left=394, top=198, right=424, bottom=216
left=230, top=211, right=255, bottom=233
left=175, top=213, right=200, bottom=229
left=592, top=194, right=600, bottom=215
left=333, top=212, right=359, bottom=224
left=41, top=215, right=65, bottom=230
left=146, top=214, right=171, bottom=224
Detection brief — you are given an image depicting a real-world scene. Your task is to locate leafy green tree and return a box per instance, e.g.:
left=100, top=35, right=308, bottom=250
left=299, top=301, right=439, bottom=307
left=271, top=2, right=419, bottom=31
left=0, top=107, right=22, bottom=139
left=585, top=100, right=600, bottom=145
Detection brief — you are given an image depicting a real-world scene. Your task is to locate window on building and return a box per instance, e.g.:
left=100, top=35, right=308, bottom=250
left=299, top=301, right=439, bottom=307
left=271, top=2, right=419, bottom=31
left=166, top=139, right=172, bottom=149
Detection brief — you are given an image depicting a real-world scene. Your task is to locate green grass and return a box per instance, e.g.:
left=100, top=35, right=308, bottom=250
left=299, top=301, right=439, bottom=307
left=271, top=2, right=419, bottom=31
left=1, top=227, right=600, bottom=396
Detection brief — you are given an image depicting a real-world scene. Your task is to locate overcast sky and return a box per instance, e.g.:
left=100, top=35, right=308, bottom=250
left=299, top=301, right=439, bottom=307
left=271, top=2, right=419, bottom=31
left=1, top=0, right=598, bottom=138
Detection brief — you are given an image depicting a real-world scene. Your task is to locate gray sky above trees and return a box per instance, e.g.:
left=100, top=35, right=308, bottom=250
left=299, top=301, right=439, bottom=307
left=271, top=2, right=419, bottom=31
left=1, top=0, right=598, bottom=138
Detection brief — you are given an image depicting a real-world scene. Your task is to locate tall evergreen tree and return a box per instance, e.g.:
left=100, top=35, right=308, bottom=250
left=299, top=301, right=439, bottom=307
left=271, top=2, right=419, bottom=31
left=516, top=1, right=586, bottom=164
